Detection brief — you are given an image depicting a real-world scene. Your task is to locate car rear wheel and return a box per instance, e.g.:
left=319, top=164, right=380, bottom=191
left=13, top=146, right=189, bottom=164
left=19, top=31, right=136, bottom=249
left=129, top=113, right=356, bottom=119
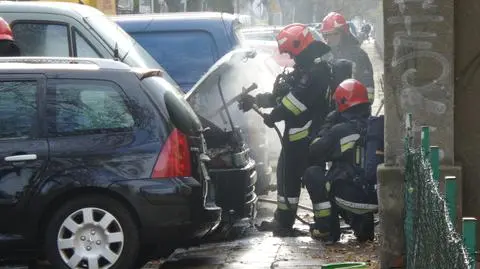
left=45, top=195, right=139, bottom=269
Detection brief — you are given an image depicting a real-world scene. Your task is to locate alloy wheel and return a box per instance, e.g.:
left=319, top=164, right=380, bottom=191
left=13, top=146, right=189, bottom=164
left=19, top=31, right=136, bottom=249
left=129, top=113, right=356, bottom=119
left=57, top=207, right=125, bottom=269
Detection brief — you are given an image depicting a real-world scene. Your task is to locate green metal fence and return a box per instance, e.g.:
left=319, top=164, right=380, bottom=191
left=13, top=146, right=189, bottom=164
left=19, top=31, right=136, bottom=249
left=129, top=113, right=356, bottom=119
left=404, top=113, right=476, bottom=269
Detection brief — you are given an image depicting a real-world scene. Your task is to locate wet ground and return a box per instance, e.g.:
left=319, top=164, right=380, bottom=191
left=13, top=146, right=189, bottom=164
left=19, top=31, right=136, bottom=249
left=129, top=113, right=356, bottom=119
left=140, top=186, right=380, bottom=269
left=144, top=40, right=384, bottom=269
left=0, top=41, right=383, bottom=269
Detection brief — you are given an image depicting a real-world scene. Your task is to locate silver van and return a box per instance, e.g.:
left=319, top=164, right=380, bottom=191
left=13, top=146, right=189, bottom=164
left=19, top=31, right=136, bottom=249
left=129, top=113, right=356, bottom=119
left=0, top=1, right=179, bottom=87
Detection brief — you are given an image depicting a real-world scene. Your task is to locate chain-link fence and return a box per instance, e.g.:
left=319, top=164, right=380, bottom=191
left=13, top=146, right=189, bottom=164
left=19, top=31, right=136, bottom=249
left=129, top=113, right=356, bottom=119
left=404, top=119, right=472, bottom=269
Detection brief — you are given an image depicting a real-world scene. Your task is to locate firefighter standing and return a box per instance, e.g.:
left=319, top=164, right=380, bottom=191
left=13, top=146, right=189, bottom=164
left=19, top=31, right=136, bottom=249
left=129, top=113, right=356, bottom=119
left=0, top=17, right=20, bottom=57
left=304, top=79, right=378, bottom=243
left=319, top=12, right=375, bottom=102
left=238, top=23, right=333, bottom=236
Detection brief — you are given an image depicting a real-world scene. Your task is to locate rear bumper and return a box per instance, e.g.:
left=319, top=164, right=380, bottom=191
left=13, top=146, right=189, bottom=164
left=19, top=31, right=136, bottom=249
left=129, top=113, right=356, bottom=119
left=108, top=177, right=221, bottom=245
left=209, top=159, right=258, bottom=222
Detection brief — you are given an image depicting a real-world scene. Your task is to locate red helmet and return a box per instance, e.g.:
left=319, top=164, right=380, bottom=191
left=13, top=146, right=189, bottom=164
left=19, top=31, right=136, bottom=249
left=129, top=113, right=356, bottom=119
left=334, top=79, right=370, bottom=112
left=319, top=12, right=349, bottom=34
left=275, top=23, right=314, bottom=57
left=0, top=17, right=13, bottom=41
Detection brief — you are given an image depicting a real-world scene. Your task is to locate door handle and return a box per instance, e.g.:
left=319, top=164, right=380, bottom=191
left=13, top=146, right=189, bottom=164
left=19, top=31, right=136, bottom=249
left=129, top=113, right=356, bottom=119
left=4, top=154, right=37, bottom=162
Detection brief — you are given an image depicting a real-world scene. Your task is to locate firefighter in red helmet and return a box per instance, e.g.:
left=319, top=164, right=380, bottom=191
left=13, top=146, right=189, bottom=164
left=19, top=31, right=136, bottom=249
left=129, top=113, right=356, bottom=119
left=303, top=78, right=377, bottom=243
left=238, top=23, right=352, bottom=237
left=0, top=17, right=20, bottom=56
left=319, top=12, right=375, bottom=102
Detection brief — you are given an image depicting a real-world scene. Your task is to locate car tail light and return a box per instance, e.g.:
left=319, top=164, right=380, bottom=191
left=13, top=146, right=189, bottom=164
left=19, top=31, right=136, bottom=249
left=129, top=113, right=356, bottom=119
left=152, top=128, right=192, bottom=178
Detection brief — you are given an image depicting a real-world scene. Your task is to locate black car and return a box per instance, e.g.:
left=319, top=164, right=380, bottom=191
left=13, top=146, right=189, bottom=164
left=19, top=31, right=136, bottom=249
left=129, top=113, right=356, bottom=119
left=0, top=57, right=221, bottom=268
left=0, top=2, right=260, bottom=235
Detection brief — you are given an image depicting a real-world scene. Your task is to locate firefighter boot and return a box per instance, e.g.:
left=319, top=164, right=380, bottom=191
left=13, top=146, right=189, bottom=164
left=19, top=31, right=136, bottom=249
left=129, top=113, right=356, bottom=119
left=310, top=205, right=340, bottom=244
left=351, top=212, right=375, bottom=242
left=256, top=210, right=308, bottom=237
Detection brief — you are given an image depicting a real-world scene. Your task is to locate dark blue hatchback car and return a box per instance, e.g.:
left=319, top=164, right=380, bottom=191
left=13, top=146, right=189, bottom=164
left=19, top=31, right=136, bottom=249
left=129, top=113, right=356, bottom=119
left=0, top=57, right=220, bottom=268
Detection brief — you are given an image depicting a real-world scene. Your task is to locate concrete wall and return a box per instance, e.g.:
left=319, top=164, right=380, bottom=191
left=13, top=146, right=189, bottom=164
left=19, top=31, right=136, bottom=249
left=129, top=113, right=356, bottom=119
left=454, top=1, right=480, bottom=242
left=383, top=0, right=454, bottom=166
left=379, top=0, right=456, bottom=267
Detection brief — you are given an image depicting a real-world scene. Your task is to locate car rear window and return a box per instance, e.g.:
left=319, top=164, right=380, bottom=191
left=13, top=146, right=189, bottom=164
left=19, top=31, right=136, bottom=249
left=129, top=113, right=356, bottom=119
left=12, top=22, right=70, bottom=57
left=141, top=76, right=202, bottom=136
left=130, top=31, right=217, bottom=89
left=46, top=79, right=135, bottom=135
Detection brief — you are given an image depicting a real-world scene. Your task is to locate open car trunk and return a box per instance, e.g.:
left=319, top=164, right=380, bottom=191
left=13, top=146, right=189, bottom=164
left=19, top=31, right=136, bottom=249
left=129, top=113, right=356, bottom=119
left=186, top=48, right=281, bottom=166
left=185, top=48, right=283, bottom=223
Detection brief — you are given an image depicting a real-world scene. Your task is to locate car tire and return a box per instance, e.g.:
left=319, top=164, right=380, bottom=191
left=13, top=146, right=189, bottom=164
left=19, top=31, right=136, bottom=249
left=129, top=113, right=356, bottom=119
left=44, top=195, right=140, bottom=269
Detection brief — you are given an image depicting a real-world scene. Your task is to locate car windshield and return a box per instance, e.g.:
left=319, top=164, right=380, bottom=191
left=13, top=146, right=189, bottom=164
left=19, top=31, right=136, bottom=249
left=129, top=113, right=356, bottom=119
left=84, top=14, right=180, bottom=88
left=186, top=48, right=283, bottom=131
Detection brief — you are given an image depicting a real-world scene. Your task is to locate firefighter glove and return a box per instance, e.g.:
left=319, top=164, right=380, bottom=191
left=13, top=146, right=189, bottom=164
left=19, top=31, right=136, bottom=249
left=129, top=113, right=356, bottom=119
left=255, top=93, right=273, bottom=108
left=238, top=94, right=255, bottom=112
left=263, top=113, right=276, bottom=128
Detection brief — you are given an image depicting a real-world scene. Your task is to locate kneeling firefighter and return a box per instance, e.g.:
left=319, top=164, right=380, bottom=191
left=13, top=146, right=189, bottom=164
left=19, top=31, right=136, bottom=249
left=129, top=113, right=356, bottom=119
left=304, top=78, right=383, bottom=243
left=238, top=23, right=350, bottom=236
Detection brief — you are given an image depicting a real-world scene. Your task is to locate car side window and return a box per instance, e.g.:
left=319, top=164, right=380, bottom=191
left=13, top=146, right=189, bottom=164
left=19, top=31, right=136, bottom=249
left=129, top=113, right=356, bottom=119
left=131, top=31, right=217, bottom=86
left=12, top=22, right=70, bottom=57
left=47, top=80, right=135, bottom=136
left=73, top=29, right=101, bottom=58
left=0, top=81, right=38, bottom=140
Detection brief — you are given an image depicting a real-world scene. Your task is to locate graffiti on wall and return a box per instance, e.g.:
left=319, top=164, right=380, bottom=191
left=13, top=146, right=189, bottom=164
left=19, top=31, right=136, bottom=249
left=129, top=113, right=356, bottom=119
left=386, top=0, right=453, bottom=162
left=387, top=0, right=451, bottom=117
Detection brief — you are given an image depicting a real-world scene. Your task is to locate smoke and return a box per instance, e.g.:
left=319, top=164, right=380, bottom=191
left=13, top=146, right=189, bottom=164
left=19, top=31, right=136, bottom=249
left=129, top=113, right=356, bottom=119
left=215, top=49, right=284, bottom=164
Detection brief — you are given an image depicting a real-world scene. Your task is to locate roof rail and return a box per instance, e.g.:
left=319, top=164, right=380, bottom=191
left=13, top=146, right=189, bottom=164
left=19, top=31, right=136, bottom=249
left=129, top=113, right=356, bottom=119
left=0, top=57, right=131, bottom=70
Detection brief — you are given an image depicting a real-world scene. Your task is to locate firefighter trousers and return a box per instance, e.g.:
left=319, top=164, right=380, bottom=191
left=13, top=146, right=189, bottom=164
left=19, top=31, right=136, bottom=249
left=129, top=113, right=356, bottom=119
left=274, top=138, right=309, bottom=229
left=303, top=165, right=378, bottom=241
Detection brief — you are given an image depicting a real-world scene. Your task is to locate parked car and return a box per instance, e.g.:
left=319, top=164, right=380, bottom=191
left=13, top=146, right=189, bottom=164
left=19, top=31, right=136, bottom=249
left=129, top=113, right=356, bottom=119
left=0, top=57, right=221, bottom=267
left=0, top=1, right=178, bottom=88
left=114, top=13, right=275, bottom=197
left=0, top=1, right=258, bottom=237
left=113, top=12, right=244, bottom=93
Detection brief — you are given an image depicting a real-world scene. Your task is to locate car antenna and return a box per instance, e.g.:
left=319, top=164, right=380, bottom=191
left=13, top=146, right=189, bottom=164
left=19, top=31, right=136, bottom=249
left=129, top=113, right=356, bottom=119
left=113, top=42, right=120, bottom=61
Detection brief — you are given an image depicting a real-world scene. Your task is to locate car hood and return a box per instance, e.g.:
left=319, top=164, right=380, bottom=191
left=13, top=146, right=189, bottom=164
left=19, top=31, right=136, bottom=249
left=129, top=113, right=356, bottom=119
left=185, top=48, right=282, bottom=133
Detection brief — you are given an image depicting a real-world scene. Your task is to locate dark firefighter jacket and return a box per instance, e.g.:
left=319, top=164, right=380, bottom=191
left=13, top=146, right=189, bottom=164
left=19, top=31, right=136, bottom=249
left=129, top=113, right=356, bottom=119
left=256, top=42, right=333, bottom=142
left=331, top=33, right=374, bottom=90
left=308, top=104, right=370, bottom=180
